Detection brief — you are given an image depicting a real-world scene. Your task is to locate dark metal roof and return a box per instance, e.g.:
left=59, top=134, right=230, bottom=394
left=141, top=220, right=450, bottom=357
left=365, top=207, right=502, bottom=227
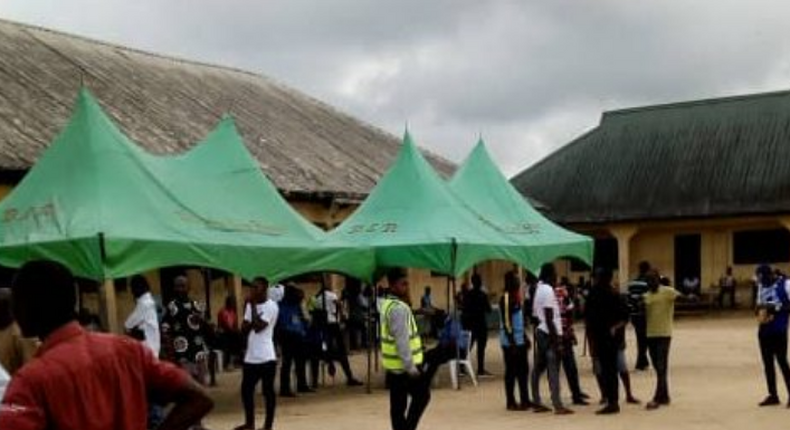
left=511, top=90, right=790, bottom=224
left=0, top=19, right=454, bottom=197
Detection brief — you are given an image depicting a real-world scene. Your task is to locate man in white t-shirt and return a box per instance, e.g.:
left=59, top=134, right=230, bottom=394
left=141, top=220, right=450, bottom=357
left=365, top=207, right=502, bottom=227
left=530, top=263, right=573, bottom=415
left=124, top=275, right=161, bottom=357
left=234, top=277, right=279, bottom=430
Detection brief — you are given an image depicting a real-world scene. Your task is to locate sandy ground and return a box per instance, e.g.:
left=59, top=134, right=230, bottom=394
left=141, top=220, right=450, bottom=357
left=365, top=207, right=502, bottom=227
left=202, top=313, right=790, bottom=430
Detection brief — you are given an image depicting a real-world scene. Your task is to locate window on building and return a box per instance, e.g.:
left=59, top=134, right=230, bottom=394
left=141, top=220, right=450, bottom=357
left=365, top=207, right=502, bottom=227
left=593, top=238, right=619, bottom=270
left=733, top=229, right=790, bottom=264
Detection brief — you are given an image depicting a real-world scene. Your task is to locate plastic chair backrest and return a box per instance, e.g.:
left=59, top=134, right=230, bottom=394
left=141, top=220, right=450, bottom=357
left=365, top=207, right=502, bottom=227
left=459, top=330, right=472, bottom=356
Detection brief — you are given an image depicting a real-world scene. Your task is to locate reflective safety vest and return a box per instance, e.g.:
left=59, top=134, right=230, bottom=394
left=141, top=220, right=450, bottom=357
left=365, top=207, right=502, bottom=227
left=380, top=297, right=424, bottom=371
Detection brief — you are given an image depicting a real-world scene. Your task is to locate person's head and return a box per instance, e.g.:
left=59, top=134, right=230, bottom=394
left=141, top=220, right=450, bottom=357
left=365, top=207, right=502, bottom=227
left=646, top=270, right=661, bottom=292
left=252, top=277, right=269, bottom=302
left=283, top=284, right=298, bottom=305
left=726, top=266, right=733, bottom=276
left=638, top=261, right=651, bottom=276
left=424, top=286, right=431, bottom=296
left=173, top=275, right=189, bottom=299
left=471, top=273, right=482, bottom=289
left=0, top=288, right=13, bottom=329
left=659, top=276, right=671, bottom=287
left=130, top=275, right=150, bottom=299
left=12, top=260, right=77, bottom=339
left=757, top=264, right=774, bottom=286
left=539, top=263, right=556, bottom=286
left=386, top=268, right=409, bottom=299
left=560, top=276, right=570, bottom=287
left=592, top=267, right=613, bottom=291
left=77, top=308, right=94, bottom=327
left=525, top=272, right=538, bottom=286
left=504, top=275, right=520, bottom=298
left=224, top=295, right=236, bottom=310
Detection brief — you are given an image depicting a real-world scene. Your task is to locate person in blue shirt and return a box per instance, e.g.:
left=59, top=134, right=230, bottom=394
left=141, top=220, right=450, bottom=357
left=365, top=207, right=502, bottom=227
left=755, top=264, right=790, bottom=407
left=499, top=278, right=531, bottom=411
left=278, top=284, right=312, bottom=396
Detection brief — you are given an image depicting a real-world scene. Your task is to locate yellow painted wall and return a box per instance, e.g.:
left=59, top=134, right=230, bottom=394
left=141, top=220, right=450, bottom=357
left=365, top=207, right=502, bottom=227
left=0, top=184, right=11, bottom=201
left=478, top=215, right=790, bottom=299
left=631, top=230, right=674, bottom=283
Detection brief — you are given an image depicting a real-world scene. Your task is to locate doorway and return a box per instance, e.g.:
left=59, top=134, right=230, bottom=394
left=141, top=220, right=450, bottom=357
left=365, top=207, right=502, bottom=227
left=674, top=234, right=701, bottom=289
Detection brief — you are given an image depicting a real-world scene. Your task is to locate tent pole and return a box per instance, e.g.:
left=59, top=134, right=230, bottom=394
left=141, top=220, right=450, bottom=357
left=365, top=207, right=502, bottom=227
left=101, top=278, right=119, bottom=333
left=232, top=275, right=244, bottom=327
left=366, top=281, right=373, bottom=394
left=97, top=232, right=119, bottom=333
left=451, top=238, right=461, bottom=391
left=203, top=268, right=212, bottom=322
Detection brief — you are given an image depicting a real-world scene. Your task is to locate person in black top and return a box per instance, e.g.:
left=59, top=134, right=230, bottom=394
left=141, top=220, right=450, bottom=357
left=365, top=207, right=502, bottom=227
left=463, top=274, right=492, bottom=376
left=586, top=267, right=628, bottom=415
left=627, top=261, right=652, bottom=371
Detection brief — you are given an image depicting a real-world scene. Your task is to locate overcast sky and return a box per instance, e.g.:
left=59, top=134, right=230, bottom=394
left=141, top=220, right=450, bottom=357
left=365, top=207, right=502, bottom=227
left=4, top=1, right=790, bottom=176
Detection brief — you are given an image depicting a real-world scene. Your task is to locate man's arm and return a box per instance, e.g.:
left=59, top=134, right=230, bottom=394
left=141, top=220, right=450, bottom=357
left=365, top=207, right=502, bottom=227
left=157, top=379, right=213, bottom=430
left=388, top=305, right=417, bottom=374
left=544, top=308, right=558, bottom=338
left=124, top=302, right=145, bottom=331
left=143, top=344, right=213, bottom=430
left=242, top=303, right=268, bottom=333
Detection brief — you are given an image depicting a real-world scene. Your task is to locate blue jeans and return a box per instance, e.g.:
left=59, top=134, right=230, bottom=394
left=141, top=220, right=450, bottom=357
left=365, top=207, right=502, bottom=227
left=531, top=330, right=563, bottom=408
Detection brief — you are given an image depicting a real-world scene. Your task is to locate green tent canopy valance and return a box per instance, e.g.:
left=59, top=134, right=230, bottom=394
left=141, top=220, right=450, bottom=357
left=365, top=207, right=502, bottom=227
left=0, top=89, right=374, bottom=281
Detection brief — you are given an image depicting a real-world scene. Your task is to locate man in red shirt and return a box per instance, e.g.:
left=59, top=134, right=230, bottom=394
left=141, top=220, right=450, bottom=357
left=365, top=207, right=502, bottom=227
left=0, top=260, right=213, bottom=430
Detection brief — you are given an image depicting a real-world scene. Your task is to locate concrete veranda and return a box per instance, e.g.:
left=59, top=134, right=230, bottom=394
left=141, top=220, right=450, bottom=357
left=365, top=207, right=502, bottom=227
left=204, top=313, right=789, bottom=430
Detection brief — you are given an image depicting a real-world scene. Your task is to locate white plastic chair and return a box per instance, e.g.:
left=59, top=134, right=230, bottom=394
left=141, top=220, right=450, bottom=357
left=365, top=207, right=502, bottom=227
left=448, top=330, right=478, bottom=390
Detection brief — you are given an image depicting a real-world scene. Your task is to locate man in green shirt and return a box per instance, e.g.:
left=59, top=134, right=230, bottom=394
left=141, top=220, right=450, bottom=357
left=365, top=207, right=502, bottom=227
left=643, top=271, right=680, bottom=410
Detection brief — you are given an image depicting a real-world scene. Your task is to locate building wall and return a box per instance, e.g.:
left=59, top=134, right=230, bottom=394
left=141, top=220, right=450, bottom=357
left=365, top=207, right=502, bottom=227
left=0, top=184, right=11, bottom=200
left=475, top=215, right=790, bottom=305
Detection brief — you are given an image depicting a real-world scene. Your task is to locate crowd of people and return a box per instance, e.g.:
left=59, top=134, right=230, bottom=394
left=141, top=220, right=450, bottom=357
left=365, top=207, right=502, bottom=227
left=1, top=259, right=790, bottom=429
left=493, top=261, right=681, bottom=415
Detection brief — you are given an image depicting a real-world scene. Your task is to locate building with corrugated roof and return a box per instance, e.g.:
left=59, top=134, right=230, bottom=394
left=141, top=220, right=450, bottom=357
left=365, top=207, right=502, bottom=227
left=513, top=90, right=790, bottom=300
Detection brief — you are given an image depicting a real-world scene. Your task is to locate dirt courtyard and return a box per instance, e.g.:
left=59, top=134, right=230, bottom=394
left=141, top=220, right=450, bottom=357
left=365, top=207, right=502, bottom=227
left=203, top=313, right=789, bottom=430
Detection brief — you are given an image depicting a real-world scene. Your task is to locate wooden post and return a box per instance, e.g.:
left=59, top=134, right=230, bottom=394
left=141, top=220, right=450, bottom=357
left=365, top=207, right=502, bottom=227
left=232, top=275, right=244, bottom=326
left=101, top=279, right=119, bottom=333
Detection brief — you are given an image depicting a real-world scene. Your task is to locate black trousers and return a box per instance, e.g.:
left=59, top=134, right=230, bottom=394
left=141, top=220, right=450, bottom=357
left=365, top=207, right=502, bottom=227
left=469, top=326, right=488, bottom=373
left=241, top=361, right=277, bottom=430
left=387, top=371, right=432, bottom=430
left=279, top=332, right=308, bottom=393
left=560, top=337, right=583, bottom=399
left=759, top=331, right=790, bottom=398
left=310, top=323, right=356, bottom=385
left=503, top=345, right=530, bottom=406
left=631, top=315, right=649, bottom=369
left=595, top=342, right=620, bottom=406
left=326, top=323, right=355, bottom=379
left=646, top=337, right=671, bottom=404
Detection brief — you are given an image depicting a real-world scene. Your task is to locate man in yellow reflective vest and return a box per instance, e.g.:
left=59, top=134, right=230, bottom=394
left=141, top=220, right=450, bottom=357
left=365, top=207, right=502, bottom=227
left=381, top=268, right=430, bottom=430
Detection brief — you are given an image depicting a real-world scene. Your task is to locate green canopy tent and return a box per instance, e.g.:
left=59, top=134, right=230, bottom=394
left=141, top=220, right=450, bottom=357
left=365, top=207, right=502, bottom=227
left=449, top=139, right=593, bottom=274
left=0, top=88, right=374, bottom=282
left=330, top=131, right=526, bottom=278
